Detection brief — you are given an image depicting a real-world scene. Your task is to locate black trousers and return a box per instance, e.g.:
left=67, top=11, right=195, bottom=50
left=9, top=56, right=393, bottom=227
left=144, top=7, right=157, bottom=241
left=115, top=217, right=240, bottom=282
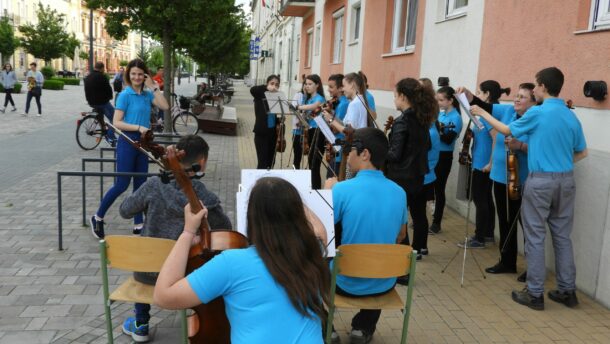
left=292, top=133, right=303, bottom=169
left=307, top=128, right=326, bottom=189
left=433, top=152, right=454, bottom=225
left=4, top=88, right=14, bottom=107
left=472, top=169, right=495, bottom=242
left=254, top=130, right=276, bottom=169
left=335, top=285, right=394, bottom=335
left=396, top=177, right=428, bottom=252
left=493, top=181, right=522, bottom=269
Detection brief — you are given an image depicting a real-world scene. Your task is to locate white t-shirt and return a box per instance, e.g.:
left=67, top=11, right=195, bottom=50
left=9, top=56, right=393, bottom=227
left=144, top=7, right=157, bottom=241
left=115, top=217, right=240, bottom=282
left=344, top=95, right=368, bottom=129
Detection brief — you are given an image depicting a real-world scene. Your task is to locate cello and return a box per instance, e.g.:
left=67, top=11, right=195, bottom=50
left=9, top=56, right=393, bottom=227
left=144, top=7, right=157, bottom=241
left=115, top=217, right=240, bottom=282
left=163, top=147, right=249, bottom=344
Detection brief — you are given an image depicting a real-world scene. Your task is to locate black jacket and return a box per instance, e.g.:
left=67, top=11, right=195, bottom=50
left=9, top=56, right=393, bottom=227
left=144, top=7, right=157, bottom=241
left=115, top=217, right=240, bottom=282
left=250, top=84, right=276, bottom=135
left=386, top=108, right=430, bottom=185
left=84, top=70, right=113, bottom=106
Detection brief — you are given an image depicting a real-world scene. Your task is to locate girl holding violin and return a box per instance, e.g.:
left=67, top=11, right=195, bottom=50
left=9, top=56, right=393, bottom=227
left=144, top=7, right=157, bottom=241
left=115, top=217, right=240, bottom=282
left=324, top=72, right=369, bottom=133
left=458, top=83, right=534, bottom=276
left=90, top=58, right=169, bottom=239
left=321, top=74, right=349, bottom=176
left=250, top=75, right=280, bottom=169
left=154, top=177, right=330, bottom=343
left=385, top=78, right=436, bottom=260
left=295, top=74, right=326, bottom=188
left=429, top=86, right=463, bottom=234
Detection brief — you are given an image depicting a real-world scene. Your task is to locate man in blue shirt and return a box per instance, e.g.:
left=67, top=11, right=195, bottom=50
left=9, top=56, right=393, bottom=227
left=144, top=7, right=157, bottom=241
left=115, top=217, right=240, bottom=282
left=472, top=67, right=588, bottom=311
left=325, top=74, right=349, bottom=176
left=325, top=127, right=407, bottom=343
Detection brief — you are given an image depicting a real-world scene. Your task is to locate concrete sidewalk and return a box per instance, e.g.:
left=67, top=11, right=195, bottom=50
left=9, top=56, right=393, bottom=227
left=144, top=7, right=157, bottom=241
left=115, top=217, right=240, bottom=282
left=0, top=82, right=608, bottom=343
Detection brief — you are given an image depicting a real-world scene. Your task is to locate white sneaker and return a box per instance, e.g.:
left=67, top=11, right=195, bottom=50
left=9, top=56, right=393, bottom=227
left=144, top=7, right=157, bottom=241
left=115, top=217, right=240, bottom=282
left=11, top=107, right=17, bottom=112
left=36, top=113, right=41, bottom=117
left=20, top=113, right=27, bottom=116
left=0, top=107, right=5, bottom=113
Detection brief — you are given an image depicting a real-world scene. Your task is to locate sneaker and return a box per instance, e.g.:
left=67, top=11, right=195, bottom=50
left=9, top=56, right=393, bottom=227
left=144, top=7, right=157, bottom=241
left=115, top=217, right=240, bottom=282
left=11, top=107, right=17, bottom=112
left=133, top=226, right=142, bottom=235
left=428, top=223, right=441, bottom=234
left=0, top=107, right=4, bottom=113
left=420, top=248, right=429, bottom=256
left=331, top=330, right=341, bottom=344
left=122, top=317, right=149, bottom=343
left=548, top=290, right=579, bottom=308
left=511, top=288, right=544, bottom=310
left=457, top=236, right=485, bottom=248
left=349, top=329, right=373, bottom=344
left=36, top=113, right=41, bottom=117
left=396, top=275, right=410, bottom=286
left=485, top=236, right=495, bottom=243
left=20, top=113, right=27, bottom=116
left=517, top=271, right=527, bottom=283
left=415, top=253, right=423, bottom=261
left=90, top=215, right=105, bottom=239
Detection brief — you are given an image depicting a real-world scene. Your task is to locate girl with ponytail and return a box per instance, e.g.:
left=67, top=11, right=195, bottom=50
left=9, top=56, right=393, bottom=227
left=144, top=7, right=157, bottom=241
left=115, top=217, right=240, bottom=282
left=386, top=77, right=436, bottom=260
left=325, top=72, right=369, bottom=132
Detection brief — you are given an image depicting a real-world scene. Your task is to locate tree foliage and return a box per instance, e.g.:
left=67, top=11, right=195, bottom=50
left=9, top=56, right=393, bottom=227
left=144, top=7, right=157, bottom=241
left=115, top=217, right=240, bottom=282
left=0, top=17, right=19, bottom=64
left=63, top=33, right=81, bottom=60
left=18, top=3, right=71, bottom=63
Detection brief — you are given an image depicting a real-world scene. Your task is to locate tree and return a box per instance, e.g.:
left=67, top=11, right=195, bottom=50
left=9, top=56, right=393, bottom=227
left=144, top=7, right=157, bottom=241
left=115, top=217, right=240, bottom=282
left=136, top=47, right=151, bottom=65
left=0, top=17, right=19, bottom=64
left=149, top=47, right=163, bottom=70
left=62, top=33, right=81, bottom=70
left=79, top=51, right=89, bottom=61
left=18, top=3, right=71, bottom=64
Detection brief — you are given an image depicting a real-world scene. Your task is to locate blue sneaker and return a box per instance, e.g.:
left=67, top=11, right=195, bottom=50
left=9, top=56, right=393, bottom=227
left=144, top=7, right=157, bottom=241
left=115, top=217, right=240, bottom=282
left=457, top=236, right=485, bottom=249
left=90, top=215, right=105, bottom=239
left=122, top=317, right=149, bottom=342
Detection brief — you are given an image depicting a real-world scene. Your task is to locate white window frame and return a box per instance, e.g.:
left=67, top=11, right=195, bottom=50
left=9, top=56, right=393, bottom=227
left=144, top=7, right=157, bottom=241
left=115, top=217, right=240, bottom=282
left=391, top=0, right=417, bottom=53
left=593, top=0, right=610, bottom=29
left=332, top=8, right=345, bottom=64
left=306, top=28, right=313, bottom=67
left=350, top=2, right=361, bottom=43
left=314, top=22, right=321, bottom=56
left=446, top=0, right=468, bottom=18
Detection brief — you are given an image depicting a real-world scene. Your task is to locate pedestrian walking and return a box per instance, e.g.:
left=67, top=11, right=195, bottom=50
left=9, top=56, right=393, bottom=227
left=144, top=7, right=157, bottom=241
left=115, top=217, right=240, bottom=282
left=0, top=63, right=17, bottom=113
left=21, top=62, right=43, bottom=117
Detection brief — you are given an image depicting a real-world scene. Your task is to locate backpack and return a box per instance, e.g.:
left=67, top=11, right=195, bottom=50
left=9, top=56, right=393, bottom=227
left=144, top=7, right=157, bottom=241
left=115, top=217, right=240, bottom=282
left=113, top=76, right=123, bottom=93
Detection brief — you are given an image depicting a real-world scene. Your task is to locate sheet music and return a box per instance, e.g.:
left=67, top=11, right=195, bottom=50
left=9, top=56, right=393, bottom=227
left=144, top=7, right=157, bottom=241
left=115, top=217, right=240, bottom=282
left=264, top=91, right=288, bottom=114
left=455, top=93, right=485, bottom=130
left=313, top=116, right=341, bottom=152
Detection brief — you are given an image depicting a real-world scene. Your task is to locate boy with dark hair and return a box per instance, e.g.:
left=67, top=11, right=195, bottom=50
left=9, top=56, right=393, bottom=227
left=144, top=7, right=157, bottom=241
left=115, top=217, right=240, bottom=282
left=325, top=127, right=407, bottom=343
left=471, top=67, right=588, bottom=311
left=119, top=134, right=232, bottom=342
left=84, top=61, right=116, bottom=145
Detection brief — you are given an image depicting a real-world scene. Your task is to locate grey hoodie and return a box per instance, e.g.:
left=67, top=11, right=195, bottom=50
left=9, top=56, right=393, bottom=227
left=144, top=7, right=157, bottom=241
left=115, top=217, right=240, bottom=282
left=119, top=176, right=233, bottom=284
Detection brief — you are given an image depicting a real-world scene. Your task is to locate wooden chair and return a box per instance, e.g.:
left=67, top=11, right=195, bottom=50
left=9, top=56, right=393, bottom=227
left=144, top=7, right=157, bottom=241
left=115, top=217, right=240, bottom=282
left=99, top=235, right=188, bottom=344
left=325, top=244, right=417, bottom=344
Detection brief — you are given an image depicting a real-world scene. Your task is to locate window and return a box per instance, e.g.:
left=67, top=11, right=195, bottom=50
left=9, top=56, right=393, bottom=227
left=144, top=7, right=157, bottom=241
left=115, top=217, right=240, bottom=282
left=350, top=2, right=361, bottom=42
left=314, top=22, right=321, bottom=56
left=446, top=0, right=468, bottom=17
left=332, top=9, right=344, bottom=63
left=306, top=28, right=313, bottom=67
left=391, top=0, right=418, bottom=52
left=593, top=0, right=610, bottom=29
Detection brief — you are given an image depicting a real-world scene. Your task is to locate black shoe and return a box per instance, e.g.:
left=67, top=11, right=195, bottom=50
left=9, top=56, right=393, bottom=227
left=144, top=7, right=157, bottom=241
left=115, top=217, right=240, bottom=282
left=548, top=290, right=579, bottom=308
left=511, top=288, right=544, bottom=310
left=429, top=223, right=441, bottom=234
left=485, top=262, right=517, bottom=274
left=349, top=329, right=373, bottom=344
left=90, top=215, right=105, bottom=239
left=420, top=248, right=429, bottom=256
left=415, top=253, right=422, bottom=261
left=396, top=275, right=409, bottom=286
left=517, top=271, right=527, bottom=283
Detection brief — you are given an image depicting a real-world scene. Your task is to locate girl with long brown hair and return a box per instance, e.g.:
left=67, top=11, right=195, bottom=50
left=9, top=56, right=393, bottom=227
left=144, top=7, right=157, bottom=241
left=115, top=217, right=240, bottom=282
left=154, top=177, right=330, bottom=343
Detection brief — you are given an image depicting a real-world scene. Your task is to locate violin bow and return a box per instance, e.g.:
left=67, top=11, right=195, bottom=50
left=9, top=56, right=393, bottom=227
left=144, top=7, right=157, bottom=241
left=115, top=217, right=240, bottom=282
left=355, top=91, right=379, bottom=129
left=105, top=121, right=166, bottom=169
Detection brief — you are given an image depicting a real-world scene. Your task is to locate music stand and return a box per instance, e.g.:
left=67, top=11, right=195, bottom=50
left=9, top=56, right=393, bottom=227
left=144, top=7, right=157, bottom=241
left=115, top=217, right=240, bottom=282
left=265, top=91, right=308, bottom=169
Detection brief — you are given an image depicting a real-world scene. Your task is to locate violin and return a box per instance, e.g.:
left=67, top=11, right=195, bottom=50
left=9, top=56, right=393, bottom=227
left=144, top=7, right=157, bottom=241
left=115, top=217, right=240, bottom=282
left=303, top=131, right=310, bottom=155
left=275, top=116, right=286, bottom=153
left=324, top=142, right=335, bottom=164
left=506, top=137, right=521, bottom=200
left=458, top=128, right=473, bottom=166
left=383, top=116, right=394, bottom=136
left=163, top=147, right=249, bottom=343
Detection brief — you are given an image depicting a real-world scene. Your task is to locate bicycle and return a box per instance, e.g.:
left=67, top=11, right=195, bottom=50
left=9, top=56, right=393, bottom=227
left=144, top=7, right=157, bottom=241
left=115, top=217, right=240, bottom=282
left=170, top=93, right=200, bottom=135
left=76, top=108, right=111, bottom=150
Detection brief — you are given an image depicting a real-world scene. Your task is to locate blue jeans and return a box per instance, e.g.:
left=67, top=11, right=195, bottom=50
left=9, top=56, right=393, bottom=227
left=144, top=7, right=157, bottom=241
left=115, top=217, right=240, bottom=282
left=25, top=89, right=41, bottom=114
left=93, top=102, right=116, bottom=141
left=96, top=131, right=148, bottom=224
left=135, top=303, right=151, bottom=324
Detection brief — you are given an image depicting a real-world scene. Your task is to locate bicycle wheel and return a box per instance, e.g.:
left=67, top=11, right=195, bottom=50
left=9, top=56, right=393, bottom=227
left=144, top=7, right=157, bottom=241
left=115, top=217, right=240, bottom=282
left=76, top=115, right=104, bottom=150
left=172, top=111, right=199, bottom=135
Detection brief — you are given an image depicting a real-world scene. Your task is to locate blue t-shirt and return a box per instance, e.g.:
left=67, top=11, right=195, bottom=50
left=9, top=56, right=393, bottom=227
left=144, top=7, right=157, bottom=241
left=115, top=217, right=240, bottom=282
left=490, top=104, right=529, bottom=184
left=116, top=86, right=154, bottom=128
left=471, top=118, right=493, bottom=171
left=306, top=93, right=325, bottom=128
left=186, top=246, right=323, bottom=344
left=424, top=123, right=441, bottom=185
left=365, top=91, right=376, bottom=111
left=509, top=98, right=586, bottom=173
left=333, top=95, right=350, bottom=162
left=438, top=108, right=463, bottom=152
left=332, top=170, right=407, bottom=295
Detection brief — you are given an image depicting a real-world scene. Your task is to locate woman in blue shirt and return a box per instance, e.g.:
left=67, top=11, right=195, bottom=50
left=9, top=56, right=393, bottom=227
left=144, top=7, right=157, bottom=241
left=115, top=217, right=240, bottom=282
left=90, top=59, right=169, bottom=238
left=0, top=63, right=17, bottom=112
left=295, top=74, right=326, bottom=188
left=430, top=86, right=463, bottom=234
left=154, top=177, right=330, bottom=344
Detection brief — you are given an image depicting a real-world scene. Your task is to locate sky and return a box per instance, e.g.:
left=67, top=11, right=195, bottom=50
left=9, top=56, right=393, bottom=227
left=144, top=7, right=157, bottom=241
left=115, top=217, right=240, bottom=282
left=236, top=0, right=251, bottom=16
